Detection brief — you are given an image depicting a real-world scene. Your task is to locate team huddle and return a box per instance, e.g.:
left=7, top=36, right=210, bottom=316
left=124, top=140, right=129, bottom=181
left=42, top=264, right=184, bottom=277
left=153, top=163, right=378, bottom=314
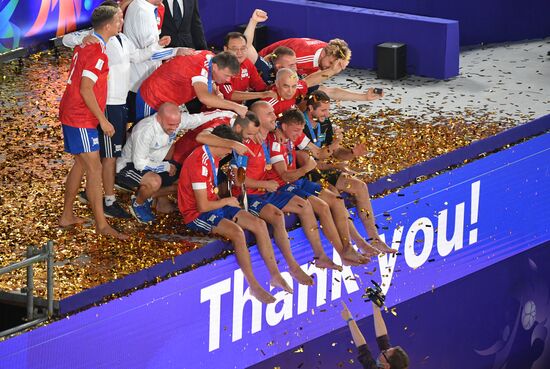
left=58, top=1, right=394, bottom=304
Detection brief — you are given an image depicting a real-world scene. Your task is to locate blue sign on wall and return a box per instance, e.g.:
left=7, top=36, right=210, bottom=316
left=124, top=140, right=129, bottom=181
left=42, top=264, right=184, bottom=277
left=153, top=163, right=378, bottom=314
left=0, top=133, right=548, bottom=368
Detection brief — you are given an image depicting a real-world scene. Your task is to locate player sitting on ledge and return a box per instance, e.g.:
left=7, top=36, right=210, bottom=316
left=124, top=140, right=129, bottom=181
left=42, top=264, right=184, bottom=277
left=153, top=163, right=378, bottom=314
left=178, top=125, right=293, bottom=304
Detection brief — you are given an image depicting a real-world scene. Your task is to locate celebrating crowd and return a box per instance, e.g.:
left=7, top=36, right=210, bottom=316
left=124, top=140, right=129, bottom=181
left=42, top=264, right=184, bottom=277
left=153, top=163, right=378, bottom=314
left=58, top=1, right=396, bottom=304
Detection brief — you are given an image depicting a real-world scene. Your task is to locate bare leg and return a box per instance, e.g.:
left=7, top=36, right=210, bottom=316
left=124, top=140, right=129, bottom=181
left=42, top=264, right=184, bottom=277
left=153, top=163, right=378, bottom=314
left=101, top=157, right=116, bottom=197
left=259, top=202, right=313, bottom=286
left=336, top=175, right=396, bottom=254
left=212, top=219, right=275, bottom=304
left=79, top=152, right=127, bottom=240
left=317, top=190, right=370, bottom=265
left=152, top=184, right=178, bottom=213
left=59, top=156, right=87, bottom=227
left=283, top=196, right=341, bottom=272
left=234, top=211, right=293, bottom=294
left=136, top=172, right=162, bottom=204
left=348, top=219, right=378, bottom=258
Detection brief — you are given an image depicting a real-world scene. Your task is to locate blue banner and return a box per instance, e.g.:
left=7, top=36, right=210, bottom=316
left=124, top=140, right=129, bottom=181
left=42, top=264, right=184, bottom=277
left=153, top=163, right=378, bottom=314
left=0, top=133, right=548, bottom=368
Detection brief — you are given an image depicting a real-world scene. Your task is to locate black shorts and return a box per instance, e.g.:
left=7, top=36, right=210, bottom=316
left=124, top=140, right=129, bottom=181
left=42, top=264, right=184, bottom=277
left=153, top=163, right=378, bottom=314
left=99, top=104, right=128, bottom=158
left=307, top=169, right=341, bottom=186
left=116, top=162, right=181, bottom=190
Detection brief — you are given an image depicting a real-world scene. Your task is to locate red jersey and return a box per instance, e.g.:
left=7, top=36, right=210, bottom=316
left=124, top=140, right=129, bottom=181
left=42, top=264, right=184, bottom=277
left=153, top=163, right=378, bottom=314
left=140, top=50, right=214, bottom=110
left=178, top=145, right=221, bottom=223
left=172, top=116, right=231, bottom=165
left=231, top=138, right=272, bottom=196
left=264, top=132, right=298, bottom=187
left=157, top=4, right=165, bottom=30
left=59, top=41, right=109, bottom=128
left=262, top=79, right=308, bottom=117
left=220, top=59, right=267, bottom=103
left=259, top=38, right=327, bottom=76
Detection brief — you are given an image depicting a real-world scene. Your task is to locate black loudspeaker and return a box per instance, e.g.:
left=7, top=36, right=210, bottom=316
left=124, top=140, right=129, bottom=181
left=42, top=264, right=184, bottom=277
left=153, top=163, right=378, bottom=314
left=376, top=42, right=407, bottom=80
left=235, top=24, right=268, bottom=51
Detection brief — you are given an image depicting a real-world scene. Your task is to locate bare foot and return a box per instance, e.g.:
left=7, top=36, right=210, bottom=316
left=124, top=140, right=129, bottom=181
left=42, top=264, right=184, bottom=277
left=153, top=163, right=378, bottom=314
left=97, top=225, right=129, bottom=240
left=341, top=247, right=370, bottom=266
left=59, top=215, right=87, bottom=228
left=355, top=238, right=380, bottom=257
left=270, top=274, right=294, bottom=293
left=370, top=238, right=397, bottom=254
left=250, top=285, right=276, bottom=304
left=289, top=267, right=314, bottom=286
left=315, top=255, right=343, bottom=272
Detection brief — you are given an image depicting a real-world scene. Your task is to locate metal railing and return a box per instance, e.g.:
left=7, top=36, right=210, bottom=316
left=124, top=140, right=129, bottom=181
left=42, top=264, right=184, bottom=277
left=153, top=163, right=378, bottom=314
left=0, top=241, right=54, bottom=337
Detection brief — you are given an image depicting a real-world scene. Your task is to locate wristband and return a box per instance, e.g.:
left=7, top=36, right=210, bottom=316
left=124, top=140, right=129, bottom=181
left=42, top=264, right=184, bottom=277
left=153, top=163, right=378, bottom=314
left=346, top=317, right=354, bottom=323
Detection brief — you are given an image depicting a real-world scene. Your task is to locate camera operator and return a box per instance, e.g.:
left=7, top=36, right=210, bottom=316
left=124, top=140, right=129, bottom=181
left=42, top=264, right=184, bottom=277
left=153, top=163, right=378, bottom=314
left=341, top=301, right=409, bottom=369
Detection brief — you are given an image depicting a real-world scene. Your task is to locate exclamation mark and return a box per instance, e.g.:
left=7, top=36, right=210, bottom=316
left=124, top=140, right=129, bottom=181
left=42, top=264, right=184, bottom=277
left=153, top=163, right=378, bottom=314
left=469, top=181, right=480, bottom=245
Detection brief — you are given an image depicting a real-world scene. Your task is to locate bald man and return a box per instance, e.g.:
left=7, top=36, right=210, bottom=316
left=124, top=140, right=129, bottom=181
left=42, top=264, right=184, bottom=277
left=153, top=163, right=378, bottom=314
left=261, top=68, right=308, bottom=117
left=116, top=102, right=235, bottom=223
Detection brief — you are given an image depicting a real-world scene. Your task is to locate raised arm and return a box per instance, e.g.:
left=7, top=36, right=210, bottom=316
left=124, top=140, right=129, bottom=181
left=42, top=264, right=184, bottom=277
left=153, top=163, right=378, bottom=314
left=244, top=9, right=268, bottom=64
left=341, top=301, right=367, bottom=347
left=372, top=302, right=389, bottom=338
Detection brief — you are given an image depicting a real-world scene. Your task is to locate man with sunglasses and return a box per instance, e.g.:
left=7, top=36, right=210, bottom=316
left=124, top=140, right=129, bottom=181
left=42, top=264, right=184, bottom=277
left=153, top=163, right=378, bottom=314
left=342, top=301, right=410, bottom=369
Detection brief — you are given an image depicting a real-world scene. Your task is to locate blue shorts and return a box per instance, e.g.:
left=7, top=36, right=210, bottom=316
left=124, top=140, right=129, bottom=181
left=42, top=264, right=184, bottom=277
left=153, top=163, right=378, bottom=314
left=247, top=191, right=296, bottom=216
left=99, top=104, right=128, bottom=158
left=280, top=178, right=322, bottom=198
left=135, top=88, right=157, bottom=122
left=62, top=125, right=100, bottom=155
left=186, top=206, right=242, bottom=233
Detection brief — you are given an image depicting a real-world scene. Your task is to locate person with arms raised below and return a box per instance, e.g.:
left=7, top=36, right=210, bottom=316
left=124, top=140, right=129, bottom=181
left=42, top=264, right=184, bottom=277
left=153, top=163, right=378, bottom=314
left=178, top=125, right=293, bottom=304
left=58, top=5, right=127, bottom=240
left=341, top=301, right=409, bottom=369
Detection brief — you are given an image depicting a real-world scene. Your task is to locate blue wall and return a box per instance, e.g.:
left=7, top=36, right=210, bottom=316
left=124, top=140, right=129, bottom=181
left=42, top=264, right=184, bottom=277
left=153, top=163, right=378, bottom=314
left=311, top=0, right=550, bottom=45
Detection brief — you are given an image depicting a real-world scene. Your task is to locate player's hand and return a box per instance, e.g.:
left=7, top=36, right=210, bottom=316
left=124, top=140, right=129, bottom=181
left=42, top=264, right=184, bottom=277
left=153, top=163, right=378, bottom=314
left=251, top=9, right=268, bottom=23
left=365, top=87, right=384, bottom=101
left=234, top=104, right=248, bottom=118
left=262, top=90, right=278, bottom=99
left=99, top=119, right=115, bottom=137
left=351, top=143, right=367, bottom=157
left=263, top=180, right=279, bottom=192
left=168, top=164, right=177, bottom=176
left=82, top=35, right=100, bottom=47
left=176, top=47, right=195, bottom=56
left=224, top=197, right=241, bottom=208
left=158, top=36, right=171, bottom=47
left=340, top=301, right=353, bottom=321
left=231, top=141, right=253, bottom=156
